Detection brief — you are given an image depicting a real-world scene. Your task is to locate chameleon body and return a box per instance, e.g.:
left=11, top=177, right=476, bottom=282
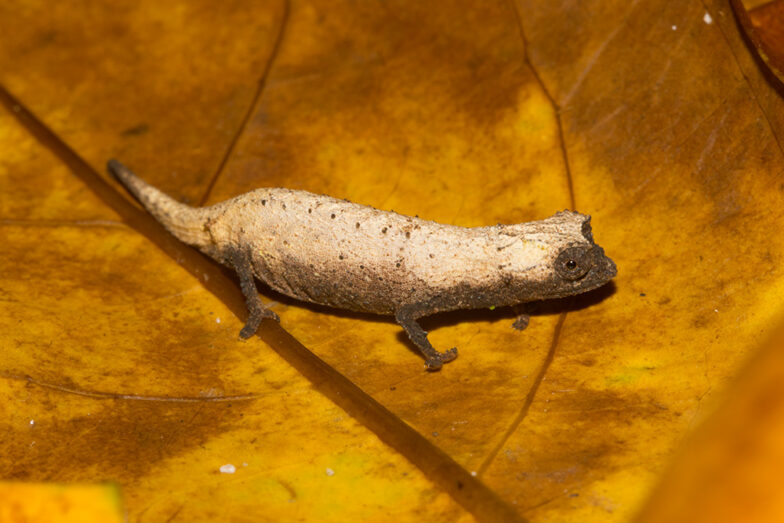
left=109, top=160, right=616, bottom=370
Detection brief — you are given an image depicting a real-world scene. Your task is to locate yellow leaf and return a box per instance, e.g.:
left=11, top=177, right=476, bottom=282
left=2, top=0, right=784, bottom=521
left=0, top=483, right=123, bottom=523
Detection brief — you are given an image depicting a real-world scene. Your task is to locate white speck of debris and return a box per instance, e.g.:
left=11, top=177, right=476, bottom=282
left=242, top=462, right=248, bottom=467
left=325, top=468, right=335, bottom=476
left=29, top=420, right=34, bottom=426
left=671, top=25, right=677, bottom=31
left=714, top=308, right=719, bottom=312
left=219, top=464, right=236, bottom=474
left=471, top=471, right=477, bottom=477
left=703, top=12, right=713, bottom=24
left=203, top=273, right=209, bottom=282
left=216, top=317, right=221, bottom=324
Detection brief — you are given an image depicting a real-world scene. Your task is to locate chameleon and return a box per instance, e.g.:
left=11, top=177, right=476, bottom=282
left=108, top=159, right=616, bottom=370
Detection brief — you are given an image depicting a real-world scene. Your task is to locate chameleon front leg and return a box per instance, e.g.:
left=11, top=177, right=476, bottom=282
left=511, top=304, right=531, bottom=331
left=230, top=248, right=280, bottom=339
left=395, top=306, right=458, bottom=371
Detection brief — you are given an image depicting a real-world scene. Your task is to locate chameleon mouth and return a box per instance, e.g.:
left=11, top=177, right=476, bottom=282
left=579, top=247, right=617, bottom=293
left=560, top=245, right=617, bottom=290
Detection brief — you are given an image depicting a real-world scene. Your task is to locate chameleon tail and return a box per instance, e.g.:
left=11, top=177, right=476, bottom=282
left=108, top=159, right=213, bottom=250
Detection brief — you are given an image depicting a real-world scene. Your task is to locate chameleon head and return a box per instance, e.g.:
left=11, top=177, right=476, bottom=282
left=540, top=211, right=616, bottom=299
left=549, top=241, right=617, bottom=296
left=502, top=210, right=616, bottom=301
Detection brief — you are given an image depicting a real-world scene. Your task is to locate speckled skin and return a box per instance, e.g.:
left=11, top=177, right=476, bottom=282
left=109, top=160, right=616, bottom=370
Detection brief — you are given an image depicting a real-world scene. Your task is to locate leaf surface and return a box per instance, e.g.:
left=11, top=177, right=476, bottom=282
left=2, top=0, right=784, bottom=521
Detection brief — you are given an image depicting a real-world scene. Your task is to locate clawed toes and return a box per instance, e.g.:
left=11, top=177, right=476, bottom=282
left=424, top=358, right=443, bottom=371
left=442, top=347, right=458, bottom=362
left=239, top=325, right=257, bottom=339
left=240, top=309, right=280, bottom=339
left=264, top=310, right=280, bottom=322
left=424, top=348, right=458, bottom=371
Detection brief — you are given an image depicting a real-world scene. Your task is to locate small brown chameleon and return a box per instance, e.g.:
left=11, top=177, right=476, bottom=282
left=109, top=160, right=616, bottom=370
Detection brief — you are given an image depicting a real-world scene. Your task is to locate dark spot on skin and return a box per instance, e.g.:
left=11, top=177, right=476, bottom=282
left=497, top=247, right=502, bottom=251
left=283, top=240, right=288, bottom=246
left=356, top=222, right=360, bottom=229
left=429, top=254, right=434, bottom=258
left=282, top=203, right=286, bottom=210
left=378, top=277, right=383, bottom=281
left=261, top=200, right=267, bottom=206
left=396, top=262, right=401, bottom=268
left=339, top=255, right=344, bottom=260
left=405, top=232, right=411, bottom=238
left=382, top=227, right=387, bottom=234
left=456, top=481, right=463, bottom=490
left=498, top=265, right=504, bottom=269
left=308, top=208, right=312, bottom=213
left=331, top=214, right=336, bottom=219
left=360, top=265, right=365, bottom=269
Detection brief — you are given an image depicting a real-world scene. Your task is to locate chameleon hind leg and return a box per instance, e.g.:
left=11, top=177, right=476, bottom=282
left=230, top=248, right=280, bottom=338
left=395, top=306, right=458, bottom=371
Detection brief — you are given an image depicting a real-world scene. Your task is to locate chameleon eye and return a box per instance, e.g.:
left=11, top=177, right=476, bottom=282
left=555, top=247, right=592, bottom=280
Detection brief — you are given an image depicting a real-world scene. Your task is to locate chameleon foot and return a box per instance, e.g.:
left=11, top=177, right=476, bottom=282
left=512, top=314, right=530, bottom=331
left=424, top=347, right=458, bottom=371
left=239, top=309, right=279, bottom=339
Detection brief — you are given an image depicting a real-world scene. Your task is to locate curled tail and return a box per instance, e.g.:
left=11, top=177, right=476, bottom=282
left=108, top=159, right=214, bottom=250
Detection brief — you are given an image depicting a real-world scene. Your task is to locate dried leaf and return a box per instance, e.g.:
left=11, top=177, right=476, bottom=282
left=0, top=483, right=123, bottom=523
left=0, top=92, right=468, bottom=521
left=2, top=0, right=784, bottom=521
left=735, top=0, right=784, bottom=83
left=636, top=321, right=784, bottom=523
